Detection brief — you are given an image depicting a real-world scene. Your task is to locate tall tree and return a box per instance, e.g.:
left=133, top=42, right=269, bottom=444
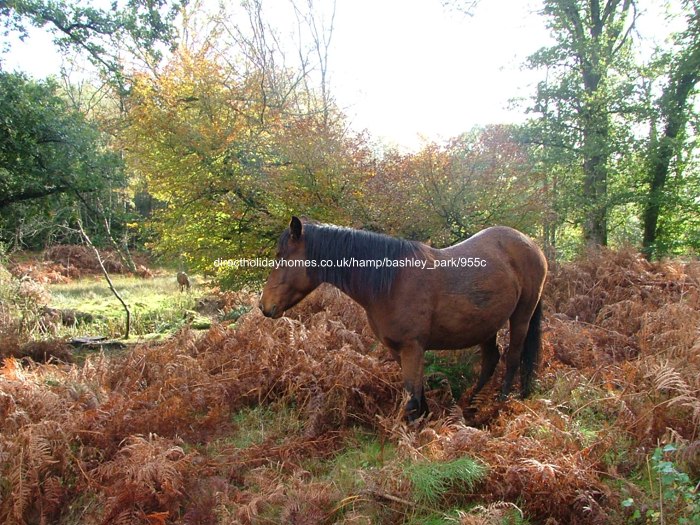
left=0, top=0, right=182, bottom=90
left=367, top=126, right=547, bottom=246
left=0, top=72, right=121, bottom=209
left=641, top=0, right=700, bottom=259
left=0, top=72, right=124, bottom=247
left=528, top=0, right=637, bottom=246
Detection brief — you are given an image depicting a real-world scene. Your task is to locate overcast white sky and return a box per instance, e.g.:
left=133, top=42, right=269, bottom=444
left=328, top=0, right=550, bottom=150
left=0, top=0, right=680, bottom=151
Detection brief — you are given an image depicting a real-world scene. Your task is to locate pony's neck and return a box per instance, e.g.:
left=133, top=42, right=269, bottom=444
left=303, top=224, right=419, bottom=305
left=311, top=264, right=374, bottom=308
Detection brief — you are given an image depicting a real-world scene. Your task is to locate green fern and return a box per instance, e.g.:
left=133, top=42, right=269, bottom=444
left=405, top=456, right=487, bottom=505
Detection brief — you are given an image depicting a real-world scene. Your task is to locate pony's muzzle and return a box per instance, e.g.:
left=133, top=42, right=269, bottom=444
left=259, top=301, right=278, bottom=318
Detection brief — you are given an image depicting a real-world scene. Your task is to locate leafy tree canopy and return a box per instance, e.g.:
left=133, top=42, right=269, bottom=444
left=0, top=0, right=183, bottom=87
left=0, top=71, right=123, bottom=243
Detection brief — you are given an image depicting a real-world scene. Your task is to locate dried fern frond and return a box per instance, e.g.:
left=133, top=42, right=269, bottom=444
left=94, top=433, right=195, bottom=523
left=450, top=501, right=524, bottom=525
left=645, top=360, right=692, bottom=396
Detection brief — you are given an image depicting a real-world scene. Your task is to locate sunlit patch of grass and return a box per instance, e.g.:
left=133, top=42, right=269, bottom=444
left=332, top=429, right=395, bottom=470
left=209, top=404, right=400, bottom=522
left=312, top=428, right=396, bottom=494
left=405, top=511, right=453, bottom=525
left=47, top=274, right=208, bottom=338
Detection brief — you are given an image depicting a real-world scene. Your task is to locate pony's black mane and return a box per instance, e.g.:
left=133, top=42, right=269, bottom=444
left=278, top=223, right=422, bottom=297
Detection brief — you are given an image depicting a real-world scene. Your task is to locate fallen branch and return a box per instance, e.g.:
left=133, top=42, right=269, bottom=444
left=363, top=489, right=416, bottom=508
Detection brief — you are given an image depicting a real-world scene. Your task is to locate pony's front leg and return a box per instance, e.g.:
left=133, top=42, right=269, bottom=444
left=399, top=342, right=428, bottom=421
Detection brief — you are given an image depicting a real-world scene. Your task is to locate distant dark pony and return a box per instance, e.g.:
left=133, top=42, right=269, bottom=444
left=177, top=271, right=190, bottom=292
left=260, top=217, right=547, bottom=421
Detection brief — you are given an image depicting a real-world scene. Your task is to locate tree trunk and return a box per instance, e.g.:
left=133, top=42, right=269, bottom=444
left=642, top=42, right=700, bottom=260
left=582, top=132, right=609, bottom=246
left=580, top=74, right=610, bottom=247
left=641, top=135, right=673, bottom=260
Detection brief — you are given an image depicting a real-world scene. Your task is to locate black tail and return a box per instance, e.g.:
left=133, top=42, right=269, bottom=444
left=520, top=299, right=543, bottom=397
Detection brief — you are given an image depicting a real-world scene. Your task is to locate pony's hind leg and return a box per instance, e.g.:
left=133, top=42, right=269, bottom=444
left=501, top=314, right=531, bottom=400
left=468, top=335, right=500, bottom=403
left=520, top=300, right=543, bottom=398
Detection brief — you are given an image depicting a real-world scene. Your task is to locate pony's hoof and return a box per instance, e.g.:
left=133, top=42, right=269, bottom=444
left=519, top=385, right=534, bottom=399
left=405, top=398, right=429, bottom=423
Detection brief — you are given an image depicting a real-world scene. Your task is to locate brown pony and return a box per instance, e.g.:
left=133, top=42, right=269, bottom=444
left=260, top=217, right=547, bottom=421
left=177, top=271, right=190, bottom=292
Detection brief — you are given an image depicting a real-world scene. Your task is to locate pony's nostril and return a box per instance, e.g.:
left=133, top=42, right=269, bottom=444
left=260, top=303, right=277, bottom=318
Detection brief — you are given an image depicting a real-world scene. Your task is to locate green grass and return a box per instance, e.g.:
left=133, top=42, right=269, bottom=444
left=405, top=512, right=454, bottom=525
left=229, top=403, right=306, bottom=449
left=47, top=274, right=211, bottom=339
left=315, top=428, right=397, bottom=495
left=209, top=403, right=401, bottom=523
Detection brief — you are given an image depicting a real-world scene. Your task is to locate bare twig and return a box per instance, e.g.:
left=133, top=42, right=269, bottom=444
left=76, top=218, right=131, bottom=339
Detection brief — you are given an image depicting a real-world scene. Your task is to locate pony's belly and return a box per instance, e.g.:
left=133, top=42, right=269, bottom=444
left=425, top=315, right=505, bottom=349
left=422, top=286, right=515, bottom=350
left=425, top=332, right=497, bottom=350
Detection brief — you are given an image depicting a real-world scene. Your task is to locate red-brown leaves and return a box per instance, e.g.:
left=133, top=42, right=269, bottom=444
left=1, top=252, right=699, bottom=523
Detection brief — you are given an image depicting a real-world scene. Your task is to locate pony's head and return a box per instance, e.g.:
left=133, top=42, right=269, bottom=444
left=259, top=216, right=318, bottom=318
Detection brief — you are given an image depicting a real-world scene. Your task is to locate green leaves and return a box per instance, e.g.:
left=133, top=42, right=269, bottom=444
left=2, top=0, right=183, bottom=86
left=405, top=456, right=487, bottom=505
left=0, top=72, right=122, bottom=209
left=622, top=444, right=700, bottom=524
left=526, top=1, right=700, bottom=257
left=0, top=71, right=127, bottom=249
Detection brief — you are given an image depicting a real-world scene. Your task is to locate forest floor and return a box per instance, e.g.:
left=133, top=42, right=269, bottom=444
left=1, top=247, right=699, bottom=524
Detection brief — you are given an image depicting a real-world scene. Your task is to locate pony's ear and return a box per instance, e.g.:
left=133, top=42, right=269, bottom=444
left=290, top=216, right=303, bottom=239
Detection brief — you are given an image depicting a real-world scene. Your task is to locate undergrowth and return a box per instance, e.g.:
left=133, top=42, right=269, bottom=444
left=622, top=444, right=700, bottom=525
left=424, top=349, right=479, bottom=401
left=405, top=457, right=486, bottom=505
left=0, top=248, right=699, bottom=524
